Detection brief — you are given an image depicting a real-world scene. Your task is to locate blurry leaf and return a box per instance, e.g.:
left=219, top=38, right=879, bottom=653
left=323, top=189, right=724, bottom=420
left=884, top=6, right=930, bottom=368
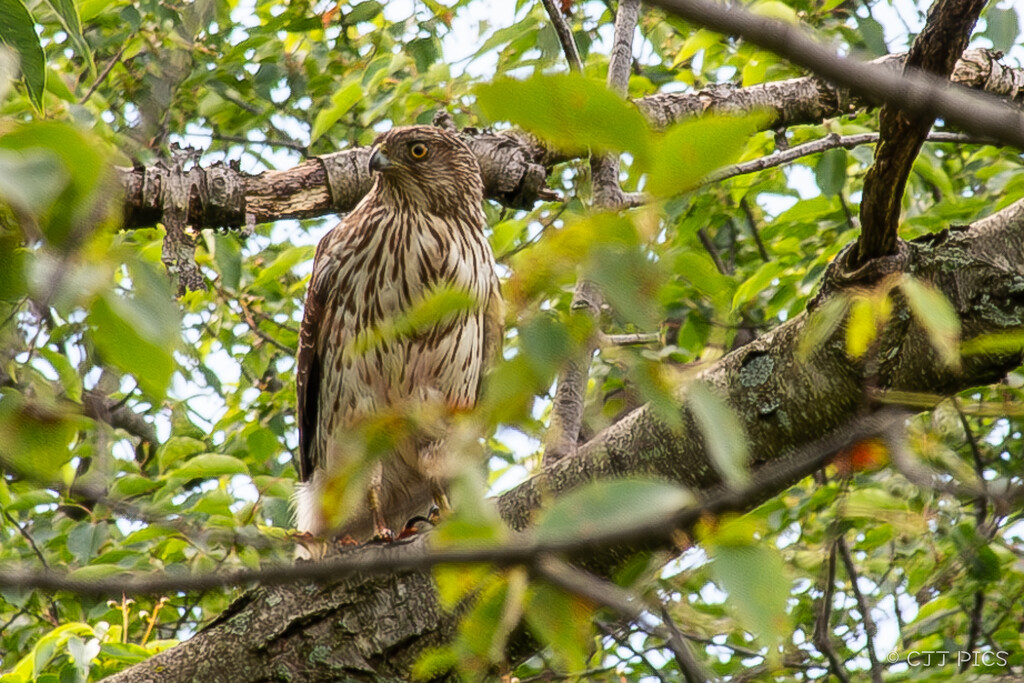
left=212, top=233, right=242, bottom=290
left=524, top=582, right=592, bottom=673
left=536, top=479, right=693, bottom=544
left=170, top=453, right=248, bottom=480
left=157, top=436, right=207, bottom=472
left=345, top=0, right=382, bottom=24
left=0, top=148, right=68, bottom=214
left=87, top=293, right=177, bottom=401
left=434, top=564, right=493, bottom=611
left=253, top=245, right=314, bottom=287
left=984, top=7, right=1019, bottom=53
left=408, top=36, right=441, bottom=73
left=646, top=115, right=761, bottom=197
left=453, top=574, right=513, bottom=672
left=798, top=294, right=849, bottom=360
left=952, top=523, right=1001, bottom=583
left=815, top=148, right=847, bottom=197
left=475, top=74, right=653, bottom=165
left=0, top=391, right=79, bottom=481
left=844, top=296, right=876, bottom=359
left=38, top=348, right=82, bottom=402
left=750, top=0, right=800, bottom=23
left=98, top=642, right=150, bottom=664
left=67, top=522, right=107, bottom=563
left=900, top=276, right=960, bottom=369
left=731, top=260, right=784, bottom=311
left=673, top=28, right=721, bottom=67
left=706, top=522, right=790, bottom=650
left=412, top=646, right=457, bottom=681
left=0, top=123, right=114, bottom=249
left=961, top=330, right=1024, bottom=356
left=857, top=15, right=888, bottom=56
left=110, top=475, right=163, bottom=498
left=310, top=80, right=363, bottom=144
left=686, top=381, right=750, bottom=488
left=0, top=0, right=45, bottom=111
left=0, top=233, right=27, bottom=301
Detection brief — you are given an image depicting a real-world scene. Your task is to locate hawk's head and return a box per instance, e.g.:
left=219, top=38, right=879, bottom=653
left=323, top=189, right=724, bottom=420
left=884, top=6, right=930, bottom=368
left=368, top=126, right=484, bottom=214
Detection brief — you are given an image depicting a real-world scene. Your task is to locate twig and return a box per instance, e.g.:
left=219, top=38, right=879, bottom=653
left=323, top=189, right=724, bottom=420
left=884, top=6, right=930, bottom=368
left=540, top=0, right=583, bottom=72
left=836, top=535, right=882, bottom=683
left=954, top=398, right=989, bottom=668
left=813, top=542, right=851, bottom=683
left=739, top=199, right=770, bottom=263
left=597, top=620, right=670, bottom=683
left=601, top=332, right=660, bottom=346
left=544, top=280, right=601, bottom=465
left=696, top=228, right=730, bottom=275
left=80, top=42, right=128, bottom=104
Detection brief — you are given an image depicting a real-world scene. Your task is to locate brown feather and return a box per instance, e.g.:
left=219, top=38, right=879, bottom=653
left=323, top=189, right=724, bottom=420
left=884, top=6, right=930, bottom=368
left=295, top=126, right=502, bottom=541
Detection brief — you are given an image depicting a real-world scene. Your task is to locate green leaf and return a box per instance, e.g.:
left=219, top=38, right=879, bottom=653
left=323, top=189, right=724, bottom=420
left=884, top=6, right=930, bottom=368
left=844, top=296, right=876, bottom=359
left=67, top=522, right=107, bottom=563
left=731, top=260, right=785, bottom=311
left=157, top=436, right=207, bottom=472
left=252, top=245, right=314, bottom=287
left=686, top=381, right=750, bottom=488
left=0, top=122, right=113, bottom=248
left=0, top=390, right=79, bottom=481
left=0, top=0, right=46, bottom=111
left=707, top=524, right=790, bottom=649
left=524, top=582, right=593, bottom=673
left=87, top=293, right=177, bottom=401
left=310, top=80, right=363, bottom=144
left=900, top=276, right=960, bottom=369
left=37, top=347, right=82, bottom=402
left=645, top=115, right=761, bottom=197
left=170, top=453, right=248, bottom=480
left=212, top=233, right=242, bottom=290
left=984, top=7, right=1019, bottom=54
left=475, top=73, right=653, bottom=166
left=815, top=148, right=847, bottom=197
left=798, top=294, right=849, bottom=360
left=40, top=0, right=95, bottom=77
left=536, top=479, right=693, bottom=544
left=345, top=0, right=382, bottom=24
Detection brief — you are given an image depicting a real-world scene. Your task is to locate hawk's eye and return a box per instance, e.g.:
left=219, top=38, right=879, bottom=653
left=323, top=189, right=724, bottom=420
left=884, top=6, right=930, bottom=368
left=409, top=142, right=429, bottom=159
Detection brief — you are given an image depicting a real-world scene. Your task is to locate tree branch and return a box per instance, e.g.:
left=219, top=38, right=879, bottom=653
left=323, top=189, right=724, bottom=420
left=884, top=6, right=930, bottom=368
left=857, top=0, right=987, bottom=264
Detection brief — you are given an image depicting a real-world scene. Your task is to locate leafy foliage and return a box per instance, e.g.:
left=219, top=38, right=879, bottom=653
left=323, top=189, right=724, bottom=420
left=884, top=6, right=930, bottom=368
left=0, top=0, right=1023, bottom=681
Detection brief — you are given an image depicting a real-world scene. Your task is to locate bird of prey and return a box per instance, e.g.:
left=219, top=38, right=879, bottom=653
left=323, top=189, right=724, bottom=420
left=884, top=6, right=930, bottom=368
left=294, top=125, right=503, bottom=544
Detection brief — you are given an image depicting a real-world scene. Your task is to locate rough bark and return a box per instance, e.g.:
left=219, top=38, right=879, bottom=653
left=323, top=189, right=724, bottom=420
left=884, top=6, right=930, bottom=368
left=115, top=49, right=1023, bottom=234
left=105, top=196, right=1024, bottom=682
left=857, top=0, right=987, bottom=264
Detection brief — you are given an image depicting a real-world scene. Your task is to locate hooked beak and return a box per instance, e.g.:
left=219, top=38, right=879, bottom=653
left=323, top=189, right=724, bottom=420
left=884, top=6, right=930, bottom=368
left=369, top=147, right=392, bottom=172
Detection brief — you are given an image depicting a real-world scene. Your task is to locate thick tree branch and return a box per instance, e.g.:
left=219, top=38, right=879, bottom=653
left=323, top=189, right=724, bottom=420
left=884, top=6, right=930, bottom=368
left=858, top=0, right=987, bottom=264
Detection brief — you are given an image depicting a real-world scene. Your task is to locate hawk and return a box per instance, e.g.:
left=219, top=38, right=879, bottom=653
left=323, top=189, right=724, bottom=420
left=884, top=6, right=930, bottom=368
left=294, top=126, right=503, bottom=543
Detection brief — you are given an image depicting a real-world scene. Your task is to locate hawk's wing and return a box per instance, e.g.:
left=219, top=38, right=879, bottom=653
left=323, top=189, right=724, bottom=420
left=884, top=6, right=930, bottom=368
left=479, top=272, right=505, bottom=398
left=295, top=234, right=334, bottom=483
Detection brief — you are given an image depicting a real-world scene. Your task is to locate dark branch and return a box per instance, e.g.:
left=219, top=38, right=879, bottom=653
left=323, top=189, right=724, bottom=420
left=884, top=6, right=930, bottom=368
left=857, top=0, right=987, bottom=264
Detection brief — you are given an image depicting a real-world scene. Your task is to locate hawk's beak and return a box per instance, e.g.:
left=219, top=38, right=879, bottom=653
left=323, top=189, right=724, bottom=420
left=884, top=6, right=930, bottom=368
left=369, top=147, right=392, bottom=172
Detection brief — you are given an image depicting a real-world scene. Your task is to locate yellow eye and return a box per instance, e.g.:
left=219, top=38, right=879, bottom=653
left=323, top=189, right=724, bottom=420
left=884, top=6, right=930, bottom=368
left=409, top=142, right=428, bottom=159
